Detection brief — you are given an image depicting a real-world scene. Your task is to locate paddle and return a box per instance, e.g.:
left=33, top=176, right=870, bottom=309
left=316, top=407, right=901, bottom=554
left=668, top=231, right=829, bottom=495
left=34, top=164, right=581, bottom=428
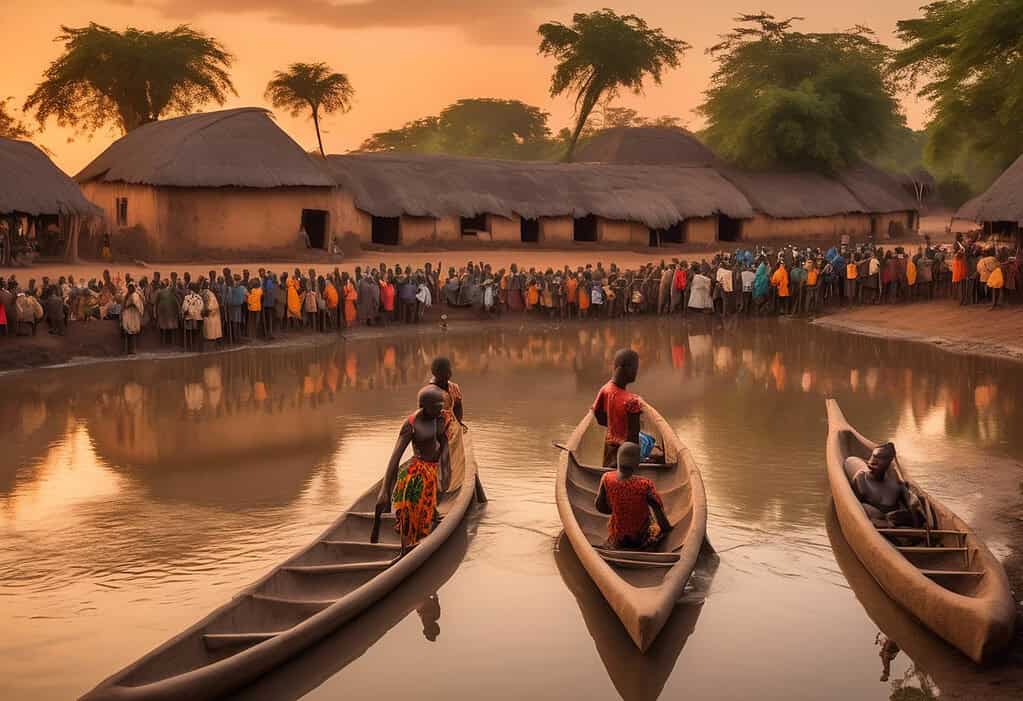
left=369, top=503, right=385, bottom=544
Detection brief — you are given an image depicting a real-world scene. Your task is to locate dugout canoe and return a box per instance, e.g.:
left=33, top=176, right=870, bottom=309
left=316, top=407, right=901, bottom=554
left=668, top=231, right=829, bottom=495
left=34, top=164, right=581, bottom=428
left=81, top=429, right=480, bottom=701
left=555, top=401, right=707, bottom=652
left=825, top=399, right=1015, bottom=663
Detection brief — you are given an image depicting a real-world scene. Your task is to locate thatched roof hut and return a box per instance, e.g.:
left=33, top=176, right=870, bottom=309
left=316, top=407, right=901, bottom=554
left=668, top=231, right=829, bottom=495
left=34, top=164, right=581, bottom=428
left=574, top=126, right=718, bottom=166
left=956, top=154, right=1023, bottom=225
left=76, top=108, right=333, bottom=188
left=326, top=152, right=753, bottom=229
left=0, top=138, right=99, bottom=216
left=716, top=167, right=867, bottom=218
left=836, top=162, right=920, bottom=214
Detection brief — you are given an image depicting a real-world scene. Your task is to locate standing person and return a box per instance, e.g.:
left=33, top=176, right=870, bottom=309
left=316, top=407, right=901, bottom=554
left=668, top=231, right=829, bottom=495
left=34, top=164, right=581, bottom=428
left=427, top=356, right=466, bottom=487
left=229, top=275, right=247, bottom=341
left=379, top=273, right=395, bottom=326
left=43, top=286, right=67, bottom=336
left=358, top=271, right=379, bottom=327
left=303, top=279, right=320, bottom=330
left=375, top=386, right=451, bottom=548
left=845, top=253, right=859, bottom=306
left=181, top=284, right=205, bottom=352
left=565, top=271, right=579, bottom=319
left=343, top=273, right=359, bottom=328
left=658, top=264, right=673, bottom=315
left=261, top=273, right=276, bottom=340
left=398, top=274, right=416, bottom=324
left=274, top=273, right=288, bottom=335
left=577, top=273, right=591, bottom=319
left=415, top=274, right=432, bottom=322
left=595, top=442, right=671, bottom=549
left=715, top=258, right=734, bottom=316
left=671, top=262, right=687, bottom=314
left=201, top=283, right=223, bottom=348
left=688, top=264, right=713, bottom=314
left=286, top=274, right=302, bottom=330
left=592, top=349, right=644, bottom=467
left=121, top=283, right=144, bottom=354
left=0, top=280, right=8, bottom=338
left=246, top=279, right=263, bottom=338
left=156, top=280, right=180, bottom=345
left=951, top=233, right=967, bottom=299
left=770, top=259, right=790, bottom=314
left=324, top=274, right=340, bottom=329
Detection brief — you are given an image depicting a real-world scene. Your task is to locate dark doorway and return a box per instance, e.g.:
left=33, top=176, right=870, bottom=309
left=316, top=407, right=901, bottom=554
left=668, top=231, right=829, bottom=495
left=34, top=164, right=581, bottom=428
left=460, top=214, right=487, bottom=236
left=870, top=216, right=880, bottom=236
left=718, top=216, right=742, bottom=242
left=650, top=222, right=684, bottom=246
left=371, top=216, right=400, bottom=245
left=573, top=214, right=598, bottom=242
left=521, top=218, right=540, bottom=243
left=301, top=209, right=328, bottom=248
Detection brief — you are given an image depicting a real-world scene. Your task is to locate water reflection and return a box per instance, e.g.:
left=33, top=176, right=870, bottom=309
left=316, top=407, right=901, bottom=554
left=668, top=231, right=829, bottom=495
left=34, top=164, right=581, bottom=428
left=1, top=318, right=1021, bottom=700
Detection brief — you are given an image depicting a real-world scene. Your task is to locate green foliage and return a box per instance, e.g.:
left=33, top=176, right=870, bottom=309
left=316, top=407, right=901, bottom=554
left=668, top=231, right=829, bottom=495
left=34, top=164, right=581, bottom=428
left=537, top=9, right=689, bottom=160
left=360, top=98, right=557, bottom=159
left=892, top=0, right=1023, bottom=179
left=24, top=23, right=235, bottom=134
left=0, top=98, right=34, bottom=140
left=699, top=13, right=904, bottom=172
left=935, top=174, right=974, bottom=209
left=265, top=62, right=354, bottom=157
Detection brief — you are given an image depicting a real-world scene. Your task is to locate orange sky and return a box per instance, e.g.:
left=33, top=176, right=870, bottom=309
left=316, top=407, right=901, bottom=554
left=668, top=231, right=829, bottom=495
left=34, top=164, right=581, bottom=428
left=4, top=1, right=931, bottom=174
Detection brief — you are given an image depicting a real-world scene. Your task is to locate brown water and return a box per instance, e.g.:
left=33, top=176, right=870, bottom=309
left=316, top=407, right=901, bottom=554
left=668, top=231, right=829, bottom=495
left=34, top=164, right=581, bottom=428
left=1, top=318, right=1021, bottom=701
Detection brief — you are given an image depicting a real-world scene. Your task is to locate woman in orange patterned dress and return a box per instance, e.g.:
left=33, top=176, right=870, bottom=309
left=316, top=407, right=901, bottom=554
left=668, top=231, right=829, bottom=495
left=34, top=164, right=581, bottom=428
left=378, top=386, right=450, bottom=547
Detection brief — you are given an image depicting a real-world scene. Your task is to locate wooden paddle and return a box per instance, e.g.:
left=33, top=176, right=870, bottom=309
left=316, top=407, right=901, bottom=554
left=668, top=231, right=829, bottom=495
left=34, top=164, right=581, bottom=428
left=369, top=503, right=385, bottom=544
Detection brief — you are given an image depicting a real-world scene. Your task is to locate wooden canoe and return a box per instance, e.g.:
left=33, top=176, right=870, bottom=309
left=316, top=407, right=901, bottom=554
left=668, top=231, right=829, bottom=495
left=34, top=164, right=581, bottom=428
left=81, top=429, right=480, bottom=701
left=555, top=400, right=707, bottom=652
left=825, top=399, right=1015, bottom=663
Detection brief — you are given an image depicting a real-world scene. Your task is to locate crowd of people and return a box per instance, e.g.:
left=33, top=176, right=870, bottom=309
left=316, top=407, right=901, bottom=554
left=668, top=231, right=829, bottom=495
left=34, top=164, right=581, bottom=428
left=0, top=234, right=1018, bottom=353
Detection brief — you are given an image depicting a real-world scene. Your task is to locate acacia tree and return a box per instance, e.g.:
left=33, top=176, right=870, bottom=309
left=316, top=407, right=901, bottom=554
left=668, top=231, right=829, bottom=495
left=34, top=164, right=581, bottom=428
left=699, top=13, right=903, bottom=172
left=537, top=9, right=688, bottom=161
left=891, top=0, right=1023, bottom=179
left=0, top=98, right=34, bottom=140
left=25, top=23, right=235, bottom=134
left=265, top=62, right=354, bottom=158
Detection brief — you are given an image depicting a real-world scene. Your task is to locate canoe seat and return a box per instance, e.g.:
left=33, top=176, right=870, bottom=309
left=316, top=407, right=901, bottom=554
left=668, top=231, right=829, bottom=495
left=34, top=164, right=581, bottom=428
left=282, top=560, right=393, bottom=575
left=203, top=632, right=280, bottom=650
left=919, top=569, right=984, bottom=578
left=321, top=540, right=403, bottom=550
left=348, top=512, right=396, bottom=520
left=595, top=547, right=680, bottom=563
left=896, top=546, right=967, bottom=553
left=600, top=555, right=677, bottom=569
left=877, top=528, right=966, bottom=538
left=248, top=593, right=335, bottom=610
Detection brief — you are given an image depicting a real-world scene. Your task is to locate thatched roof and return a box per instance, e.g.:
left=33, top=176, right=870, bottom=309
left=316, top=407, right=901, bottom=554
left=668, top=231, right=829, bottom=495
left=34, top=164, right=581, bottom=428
left=76, top=108, right=334, bottom=188
left=717, top=167, right=869, bottom=218
left=956, top=154, right=1023, bottom=224
left=0, top=138, right=100, bottom=216
left=836, top=162, right=920, bottom=213
left=574, top=126, right=718, bottom=166
left=326, top=152, right=754, bottom=228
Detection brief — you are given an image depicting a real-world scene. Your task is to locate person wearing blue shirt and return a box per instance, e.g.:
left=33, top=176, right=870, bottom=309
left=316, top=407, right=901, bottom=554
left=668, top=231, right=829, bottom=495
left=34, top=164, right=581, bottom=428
left=262, top=273, right=276, bottom=340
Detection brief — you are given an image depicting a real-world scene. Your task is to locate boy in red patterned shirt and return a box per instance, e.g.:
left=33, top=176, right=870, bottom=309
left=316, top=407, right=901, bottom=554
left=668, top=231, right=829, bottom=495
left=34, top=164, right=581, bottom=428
left=592, top=349, right=643, bottom=467
left=595, top=442, right=671, bottom=548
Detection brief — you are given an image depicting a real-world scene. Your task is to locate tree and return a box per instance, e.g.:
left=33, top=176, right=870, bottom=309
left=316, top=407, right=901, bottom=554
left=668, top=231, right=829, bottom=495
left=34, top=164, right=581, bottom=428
left=360, top=98, right=554, bottom=159
left=25, top=23, right=235, bottom=135
left=0, top=98, right=34, bottom=140
left=699, top=13, right=903, bottom=172
left=537, top=9, right=689, bottom=161
left=265, top=62, right=354, bottom=158
left=891, top=0, right=1023, bottom=181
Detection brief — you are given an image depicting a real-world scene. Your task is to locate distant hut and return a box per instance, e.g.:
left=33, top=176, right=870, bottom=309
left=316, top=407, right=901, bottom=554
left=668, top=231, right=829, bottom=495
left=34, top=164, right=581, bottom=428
left=0, top=137, right=100, bottom=264
left=76, top=108, right=337, bottom=257
left=835, top=162, right=921, bottom=238
left=325, top=152, right=753, bottom=247
left=955, top=154, right=1023, bottom=245
left=574, top=126, right=719, bottom=166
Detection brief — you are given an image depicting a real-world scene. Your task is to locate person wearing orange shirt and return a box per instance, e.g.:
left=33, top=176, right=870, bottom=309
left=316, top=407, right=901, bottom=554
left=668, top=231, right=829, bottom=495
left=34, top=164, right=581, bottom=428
left=342, top=273, right=358, bottom=328
left=577, top=274, right=591, bottom=318
left=246, top=280, right=262, bottom=338
left=770, top=260, right=790, bottom=314
left=324, top=277, right=340, bottom=330
left=565, top=273, right=579, bottom=319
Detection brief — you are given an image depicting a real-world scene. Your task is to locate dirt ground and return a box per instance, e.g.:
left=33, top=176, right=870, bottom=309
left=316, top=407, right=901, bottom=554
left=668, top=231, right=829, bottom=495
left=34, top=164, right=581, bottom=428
left=815, top=299, right=1023, bottom=364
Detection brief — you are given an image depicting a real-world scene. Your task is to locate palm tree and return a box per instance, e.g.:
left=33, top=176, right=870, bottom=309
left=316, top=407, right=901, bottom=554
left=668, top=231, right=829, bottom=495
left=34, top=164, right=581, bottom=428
left=265, top=62, right=354, bottom=158
left=538, top=9, right=689, bottom=160
left=25, top=23, right=235, bottom=134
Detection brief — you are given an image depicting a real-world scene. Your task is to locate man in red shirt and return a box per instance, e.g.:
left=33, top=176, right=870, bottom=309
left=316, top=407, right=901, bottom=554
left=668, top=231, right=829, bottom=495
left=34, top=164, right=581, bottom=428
left=592, top=349, right=643, bottom=467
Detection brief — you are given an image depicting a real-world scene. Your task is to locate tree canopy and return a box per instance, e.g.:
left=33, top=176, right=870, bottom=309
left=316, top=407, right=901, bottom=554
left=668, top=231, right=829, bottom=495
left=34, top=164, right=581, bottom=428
left=266, top=62, right=354, bottom=158
left=891, top=0, right=1023, bottom=179
left=360, top=98, right=555, bottom=159
left=0, top=98, right=34, bottom=140
left=24, top=23, right=235, bottom=135
left=537, top=9, right=688, bottom=160
left=699, top=13, right=903, bottom=172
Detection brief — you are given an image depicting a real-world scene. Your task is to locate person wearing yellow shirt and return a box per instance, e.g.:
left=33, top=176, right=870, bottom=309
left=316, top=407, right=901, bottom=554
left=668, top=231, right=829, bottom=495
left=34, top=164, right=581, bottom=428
left=845, top=254, right=859, bottom=306
left=246, top=280, right=262, bottom=339
left=804, top=259, right=820, bottom=315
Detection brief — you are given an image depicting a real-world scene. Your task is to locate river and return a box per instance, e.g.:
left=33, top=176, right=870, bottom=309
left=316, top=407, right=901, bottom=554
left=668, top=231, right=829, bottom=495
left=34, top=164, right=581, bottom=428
left=1, top=317, right=1021, bottom=700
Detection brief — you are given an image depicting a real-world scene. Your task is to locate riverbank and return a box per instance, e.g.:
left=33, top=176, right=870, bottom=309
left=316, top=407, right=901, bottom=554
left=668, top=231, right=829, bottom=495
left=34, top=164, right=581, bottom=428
left=814, top=300, right=1023, bottom=365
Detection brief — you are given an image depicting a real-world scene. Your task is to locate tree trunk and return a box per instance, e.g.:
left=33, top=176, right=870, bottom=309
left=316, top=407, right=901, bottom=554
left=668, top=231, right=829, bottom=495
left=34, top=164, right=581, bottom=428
left=564, top=82, right=604, bottom=162
left=312, top=108, right=326, bottom=158
left=64, top=216, right=81, bottom=263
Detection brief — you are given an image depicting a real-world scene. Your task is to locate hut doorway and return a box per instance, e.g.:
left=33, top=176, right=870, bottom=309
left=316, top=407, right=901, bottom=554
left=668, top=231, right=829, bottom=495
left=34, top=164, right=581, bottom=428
left=650, top=222, right=684, bottom=246
left=718, top=216, right=742, bottom=242
left=573, top=215, right=598, bottom=242
left=521, top=218, right=540, bottom=243
left=301, top=209, right=328, bottom=249
left=371, top=216, right=400, bottom=245
left=460, top=214, right=487, bottom=238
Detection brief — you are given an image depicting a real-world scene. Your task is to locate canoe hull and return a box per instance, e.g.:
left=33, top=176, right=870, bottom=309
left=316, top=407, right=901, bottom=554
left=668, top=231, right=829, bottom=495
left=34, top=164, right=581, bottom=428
left=825, top=399, right=1015, bottom=663
left=555, top=401, right=707, bottom=652
left=82, top=431, right=480, bottom=701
